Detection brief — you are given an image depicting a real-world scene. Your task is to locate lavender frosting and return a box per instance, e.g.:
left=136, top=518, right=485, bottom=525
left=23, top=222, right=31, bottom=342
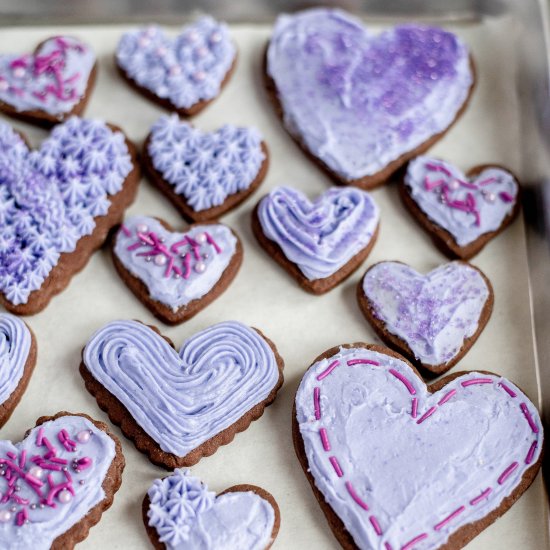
left=362, top=262, right=490, bottom=366
left=147, top=469, right=275, bottom=549
left=0, top=36, right=95, bottom=118
left=257, top=186, right=379, bottom=280
left=267, top=9, right=473, bottom=181
left=148, top=115, right=265, bottom=212
left=405, top=156, right=519, bottom=246
left=0, top=416, right=116, bottom=550
left=82, top=320, right=280, bottom=457
left=114, top=216, right=238, bottom=312
left=0, top=117, right=133, bottom=306
left=116, top=18, right=236, bottom=109
left=296, top=346, right=542, bottom=550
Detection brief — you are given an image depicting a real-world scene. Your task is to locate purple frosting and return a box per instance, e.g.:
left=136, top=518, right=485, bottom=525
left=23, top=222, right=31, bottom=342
left=0, top=117, right=133, bottom=305
left=267, top=9, right=473, bottom=181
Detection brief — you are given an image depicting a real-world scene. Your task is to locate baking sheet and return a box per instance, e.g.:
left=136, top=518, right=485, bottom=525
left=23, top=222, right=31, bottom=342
left=0, top=16, right=547, bottom=550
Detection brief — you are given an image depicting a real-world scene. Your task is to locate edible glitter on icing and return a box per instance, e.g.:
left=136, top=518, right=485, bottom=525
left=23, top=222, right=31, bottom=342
left=362, top=261, right=490, bottom=366
left=266, top=9, right=473, bottom=180
left=0, top=117, right=133, bottom=306
left=148, top=115, right=265, bottom=212
left=295, top=346, right=543, bottom=549
left=405, top=156, right=519, bottom=246
left=116, top=18, right=236, bottom=110
left=0, top=36, right=95, bottom=117
left=257, top=186, right=379, bottom=280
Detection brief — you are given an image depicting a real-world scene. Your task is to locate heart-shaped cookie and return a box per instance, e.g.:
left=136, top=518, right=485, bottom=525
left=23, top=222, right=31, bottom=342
left=401, top=156, right=521, bottom=259
left=143, top=469, right=280, bottom=549
left=0, top=314, right=37, bottom=427
left=0, top=411, right=124, bottom=549
left=265, top=9, right=474, bottom=188
left=0, top=117, right=140, bottom=315
left=81, top=320, right=284, bottom=469
left=358, top=261, right=493, bottom=375
left=253, top=186, right=380, bottom=294
left=144, top=115, right=268, bottom=222
left=0, top=36, right=96, bottom=127
left=294, top=344, right=543, bottom=550
left=116, top=18, right=236, bottom=116
left=112, top=216, right=243, bottom=324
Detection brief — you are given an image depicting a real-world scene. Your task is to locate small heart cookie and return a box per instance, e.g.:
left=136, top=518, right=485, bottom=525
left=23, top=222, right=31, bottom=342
left=252, top=186, right=379, bottom=294
left=144, top=115, right=268, bottom=222
left=116, top=18, right=236, bottom=116
left=401, top=156, right=520, bottom=258
left=0, top=36, right=96, bottom=127
left=143, top=469, right=280, bottom=550
left=358, top=261, right=493, bottom=375
left=112, top=216, right=242, bottom=325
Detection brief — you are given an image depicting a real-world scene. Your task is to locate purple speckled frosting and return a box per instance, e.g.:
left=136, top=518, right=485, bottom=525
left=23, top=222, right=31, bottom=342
left=267, top=9, right=473, bottom=181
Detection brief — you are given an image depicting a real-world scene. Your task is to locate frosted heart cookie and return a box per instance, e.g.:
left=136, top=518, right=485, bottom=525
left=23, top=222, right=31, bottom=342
left=0, top=36, right=97, bottom=127
left=401, top=156, right=521, bottom=258
left=294, top=344, right=543, bottom=550
left=116, top=18, right=236, bottom=116
left=0, top=411, right=124, bottom=549
left=143, top=469, right=280, bottom=549
left=265, top=9, right=475, bottom=189
left=144, top=115, right=268, bottom=222
left=0, top=314, right=37, bottom=427
left=252, top=186, right=380, bottom=294
left=0, top=117, right=140, bottom=315
left=112, top=216, right=243, bottom=325
left=358, top=261, right=493, bottom=375
left=80, top=320, right=284, bottom=469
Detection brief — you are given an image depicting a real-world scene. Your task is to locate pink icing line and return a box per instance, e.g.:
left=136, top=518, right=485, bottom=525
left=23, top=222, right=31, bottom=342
left=416, top=406, right=437, bottom=425
left=411, top=398, right=418, bottom=419
left=329, top=456, right=343, bottom=477
left=520, top=403, right=539, bottom=433
left=347, top=359, right=380, bottom=366
left=401, top=533, right=428, bottom=550
left=438, top=389, right=456, bottom=405
left=499, top=382, right=517, bottom=398
left=370, top=515, right=383, bottom=536
left=319, top=428, right=331, bottom=451
left=434, top=506, right=465, bottom=531
left=500, top=191, right=515, bottom=203
left=313, top=387, right=321, bottom=420
left=470, top=488, right=492, bottom=506
left=345, top=481, right=369, bottom=511
left=461, top=378, right=493, bottom=387
left=388, top=369, right=416, bottom=395
left=498, top=462, right=519, bottom=484
left=525, top=441, right=538, bottom=465
left=317, top=360, right=340, bottom=381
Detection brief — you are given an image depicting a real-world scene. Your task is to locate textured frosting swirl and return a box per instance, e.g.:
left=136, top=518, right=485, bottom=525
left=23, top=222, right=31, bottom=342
left=362, top=262, right=490, bottom=366
left=116, top=18, right=235, bottom=109
left=83, top=320, right=280, bottom=456
left=267, top=9, right=473, bottom=180
left=257, top=186, right=379, bottom=280
left=147, top=469, right=275, bottom=549
left=296, top=346, right=542, bottom=549
left=0, top=117, right=133, bottom=305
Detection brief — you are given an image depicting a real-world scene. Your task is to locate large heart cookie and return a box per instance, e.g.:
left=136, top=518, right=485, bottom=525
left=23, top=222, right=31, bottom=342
left=294, top=344, right=543, bottom=550
left=358, top=261, right=493, bottom=375
left=253, top=186, right=379, bottom=294
left=0, top=117, right=140, bottom=314
left=0, top=36, right=96, bottom=127
left=81, top=320, right=284, bottom=469
left=144, top=115, right=268, bottom=222
left=0, top=412, right=124, bottom=549
left=266, top=9, right=474, bottom=188
left=112, top=216, right=242, bottom=324
left=143, top=469, right=280, bottom=549
left=0, top=314, right=37, bottom=427
left=401, top=156, right=520, bottom=259
left=116, top=18, right=236, bottom=116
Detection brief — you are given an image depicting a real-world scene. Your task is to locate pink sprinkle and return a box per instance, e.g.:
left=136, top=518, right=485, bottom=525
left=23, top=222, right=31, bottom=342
left=170, top=239, right=188, bottom=253
left=36, top=428, right=44, bottom=446
left=183, top=253, right=191, bottom=279
left=317, top=360, right=340, bottom=381
left=411, top=398, right=418, bottom=419
left=347, top=359, right=380, bottom=366
left=385, top=544, right=393, bottom=550
left=389, top=369, right=416, bottom=395
left=401, top=533, right=428, bottom=550
left=478, top=177, right=497, bottom=186
left=329, top=456, right=343, bottom=477
left=416, top=406, right=437, bottom=425
left=16, top=508, right=28, bottom=526
left=49, top=457, right=68, bottom=465
left=498, top=461, right=519, bottom=484
left=499, top=382, right=517, bottom=398
left=6, top=452, right=16, bottom=460
left=461, top=377, right=493, bottom=387
left=127, top=241, right=142, bottom=251
left=313, top=387, right=321, bottom=420
left=499, top=191, right=515, bottom=203
left=205, top=232, right=222, bottom=253
left=345, top=481, right=369, bottom=511
left=120, top=224, right=131, bottom=237
left=172, top=265, right=183, bottom=277
left=19, top=451, right=26, bottom=469
left=434, top=506, right=465, bottom=531
left=426, top=162, right=452, bottom=177
left=10, top=57, right=28, bottom=69
left=76, top=457, right=93, bottom=470
left=42, top=437, right=56, bottom=456
left=319, top=428, right=331, bottom=451
left=165, top=256, right=174, bottom=278
left=424, top=177, right=445, bottom=191
left=137, top=232, right=154, bottom=245
left=525, top=441, right=538, bottom=465
left=369, top=515, right=383, bottom=536
left=470, top=488, right=492, bottom=505
left=520, top=403, right=539, bottom=433
left=438, top=389, right=456, bottom=405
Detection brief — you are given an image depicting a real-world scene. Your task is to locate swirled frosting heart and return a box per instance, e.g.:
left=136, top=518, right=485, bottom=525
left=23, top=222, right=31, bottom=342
left=402, top=156, right=520, bottom=259
left=266, top=9, right=474, bottom=188
left=253, top=186, right=379, bottom=293
left=295, top=344, right=543, bottom=549
left=144, top=115, right=268, bottom=221
left=358, top=261, right=493, bottom=374
left=0, top=36, right=96, bottom=127
left=116, top=18, right=236, bottom=116
left=81, top=320, right=284, bottom=469
left=143, top=469, right=280, bottom=549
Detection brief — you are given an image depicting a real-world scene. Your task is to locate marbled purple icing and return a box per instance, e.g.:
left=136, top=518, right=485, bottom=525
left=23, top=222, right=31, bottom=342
left=267, top=9, right=473, bottom=181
